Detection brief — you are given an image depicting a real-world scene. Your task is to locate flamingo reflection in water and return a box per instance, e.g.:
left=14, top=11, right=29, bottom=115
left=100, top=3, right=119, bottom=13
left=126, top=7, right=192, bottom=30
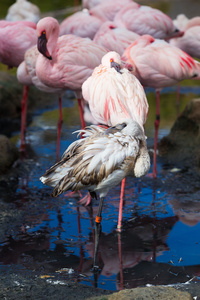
left=84, top=215, right=177, bottom=288
left=40, top=119, right=150, bottom=275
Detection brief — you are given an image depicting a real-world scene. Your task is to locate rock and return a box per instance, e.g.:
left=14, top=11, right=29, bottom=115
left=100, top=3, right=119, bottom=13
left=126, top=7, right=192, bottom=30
left=0, top=70, right=57, bottom=137
left=106, top=286, right=193, bottom=300
left=159, top=98, right=200, bottom=171
left=0, top=135, right=18, bottom=174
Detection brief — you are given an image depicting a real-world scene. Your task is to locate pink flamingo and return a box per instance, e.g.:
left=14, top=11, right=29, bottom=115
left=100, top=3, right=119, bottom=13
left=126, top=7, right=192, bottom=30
left=83, top=0, right=131, bottom=10
left=114, top=3, right=183, bottom=40
left=170, top=16, right=200, bottom=59
left=40, top=119, right=150, bottom=272
left=82, top=51, right=149, bottom=231
left=122, top=34, right=200, bottom=178
left=0, top=20, right=37, bottom=152
left=93, top=21, right=139, bottom=55
left=89, top=0, right=133, bottom=22
left=0, top=20, right=37, bottom=68
left=35, top=17, right=107, bottom=136
left=59, top=9, right=103, bottom=39
left=17, top=45, right=64, bottom=158
left=5, top=0, right=40, bottom=23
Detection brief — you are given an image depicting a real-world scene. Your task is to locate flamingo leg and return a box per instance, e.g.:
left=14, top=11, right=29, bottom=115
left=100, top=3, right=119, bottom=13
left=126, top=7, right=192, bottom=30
left=153, top=91, right=160, bottom=178
left=93, top=197, right=104, bottom=271
left=118, top=233, right=124, bottom=290
left=176, top=83, right=181, bottom=116
left=117, top=178, right=126, bottom=232
left=56, top=96, right=63, bottom=161
left=78, top=98, right=86, bottom=131
left=20, top=85, right=29, bottom=151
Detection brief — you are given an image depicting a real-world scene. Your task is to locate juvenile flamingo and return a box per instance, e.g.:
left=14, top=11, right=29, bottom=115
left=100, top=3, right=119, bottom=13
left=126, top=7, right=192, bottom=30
left=114, top=3, right=183, bottom=40
left=5, top=0, right=40, bottom=23
left=40, top=119, right=150, bottom=272
left=93, top=21, right=139, bottom=55
left=122, top=34, right=200, bottom=178
left=35, top=17, right=107, bottom=137
left=82, top=51, right=149, bottom=230
left=59, top=9, right=103, bottom=39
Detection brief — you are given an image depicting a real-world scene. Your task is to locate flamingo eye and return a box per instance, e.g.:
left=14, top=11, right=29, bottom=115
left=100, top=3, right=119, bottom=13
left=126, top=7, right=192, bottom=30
left=42, top=31, right=46, bottom=35
left=110, top=59, right=113, bottom=62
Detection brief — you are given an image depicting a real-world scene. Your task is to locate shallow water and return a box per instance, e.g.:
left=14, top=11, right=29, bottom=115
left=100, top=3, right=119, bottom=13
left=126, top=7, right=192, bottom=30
left=0, top=86, right=200, bottom=291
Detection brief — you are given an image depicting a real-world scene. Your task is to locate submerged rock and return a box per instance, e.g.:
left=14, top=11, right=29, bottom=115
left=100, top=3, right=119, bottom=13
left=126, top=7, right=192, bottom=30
left=159, top=98, right=200, bottom=171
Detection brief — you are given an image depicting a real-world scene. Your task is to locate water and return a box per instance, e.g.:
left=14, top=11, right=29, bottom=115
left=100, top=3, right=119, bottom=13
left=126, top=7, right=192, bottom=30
left=0, top=86, right=200, bottom=291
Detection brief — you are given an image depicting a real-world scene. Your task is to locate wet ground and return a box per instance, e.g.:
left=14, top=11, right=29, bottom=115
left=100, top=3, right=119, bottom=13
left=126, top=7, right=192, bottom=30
left=1, top=84, right=200, bottom=299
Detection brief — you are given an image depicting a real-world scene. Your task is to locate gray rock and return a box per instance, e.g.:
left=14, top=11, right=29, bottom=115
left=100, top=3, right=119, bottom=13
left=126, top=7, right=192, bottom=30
left=106, top=286, right=193, bottom=300
left=159, top=98, right=200, bottom=171
left=0, top=135, right=18, bottom=173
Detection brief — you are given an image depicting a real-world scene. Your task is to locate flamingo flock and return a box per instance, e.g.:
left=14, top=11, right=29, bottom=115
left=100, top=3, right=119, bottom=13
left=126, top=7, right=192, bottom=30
left=1, top=0, right=200, bottom=272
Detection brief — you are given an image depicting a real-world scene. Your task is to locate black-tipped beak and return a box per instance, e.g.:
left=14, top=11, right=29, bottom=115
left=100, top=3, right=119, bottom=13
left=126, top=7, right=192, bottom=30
left=111, top=61, right=121, bottom=73
left=37, top=33, right=52, bottom=60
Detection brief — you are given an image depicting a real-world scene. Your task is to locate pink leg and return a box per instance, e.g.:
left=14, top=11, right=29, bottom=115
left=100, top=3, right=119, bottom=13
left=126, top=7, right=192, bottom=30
left=20, top=86, right=29, bottom=151
left=176, top=83, right=181, bottom=116
left=77, top=98, right=86, bottom=131
left=117, top=178, right=126, bottom=232
left=118, top=233, right=123, bottom=290
left=56, top=97, right=63, bottom=161
left=153, top=91, right=160, bottom=179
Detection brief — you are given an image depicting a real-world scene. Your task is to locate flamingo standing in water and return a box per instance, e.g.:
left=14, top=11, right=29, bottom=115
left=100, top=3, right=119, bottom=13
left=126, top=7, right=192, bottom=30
left=114, top=2, right=183, bottom=40
left=93, top=21, right=139, bottom=55
left=82, top=51, right=149, bottom=231
left=35, top=17, right=107, bottom=133
left=122, top=34, right=200, bottom=178
left=17, top=45, right=64, bottom=158
left=40, top=119, right=150, bottom=272
left=0, top=20, right=37, bottom=152
left=59, top=9, right=103, bottom=39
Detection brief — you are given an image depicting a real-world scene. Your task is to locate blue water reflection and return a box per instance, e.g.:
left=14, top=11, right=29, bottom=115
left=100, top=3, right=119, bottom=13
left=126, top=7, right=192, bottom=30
left=0, top=87, right=200, bottom=290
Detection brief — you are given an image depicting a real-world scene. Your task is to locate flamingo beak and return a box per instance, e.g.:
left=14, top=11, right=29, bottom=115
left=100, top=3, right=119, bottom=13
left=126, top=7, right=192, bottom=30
left=111, top=61, right=121, bottom=73
left=37, top=32, right=52, bottom=60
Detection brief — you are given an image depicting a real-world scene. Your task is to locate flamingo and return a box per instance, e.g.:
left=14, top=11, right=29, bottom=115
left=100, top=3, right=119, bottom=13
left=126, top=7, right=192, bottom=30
left=0, top=20, right=37, bottom=68
left=0, top=20, right=37, bottom=152
left=17, top=45, right=64, bottom=157
left=170, top=16, right=200, bottom=59
left=59, top=9, right=103, bottom=39
left=122, top=34, right=200, bottom=178
left=35, top=17, right=107, bottom=138
left=89, top=0, right=133, bottom=22
left=82, top=51, right=149, bottom=230
left=93, top=21, right=139, bottom=55
left=83, top=0, right=132, bottom=10
left=40, top=119, right=150, bottom=272
left=5, top=0, right=40, bottom=23
left=114, top=3, right=183, bottom=40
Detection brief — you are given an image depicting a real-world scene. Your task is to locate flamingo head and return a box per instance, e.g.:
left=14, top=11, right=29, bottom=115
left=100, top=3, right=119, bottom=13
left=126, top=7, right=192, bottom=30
left=37, top=30, right=52, bottom=60
left=37, top=17, right=60, bottom=60
left=101, top=51, right=122, bottom=73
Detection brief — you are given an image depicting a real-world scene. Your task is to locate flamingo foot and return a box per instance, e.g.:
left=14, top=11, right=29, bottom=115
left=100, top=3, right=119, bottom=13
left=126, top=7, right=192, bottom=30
left=79, top=192, right=92, bottom=206
left=64, top=191, right=82, bottom=198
